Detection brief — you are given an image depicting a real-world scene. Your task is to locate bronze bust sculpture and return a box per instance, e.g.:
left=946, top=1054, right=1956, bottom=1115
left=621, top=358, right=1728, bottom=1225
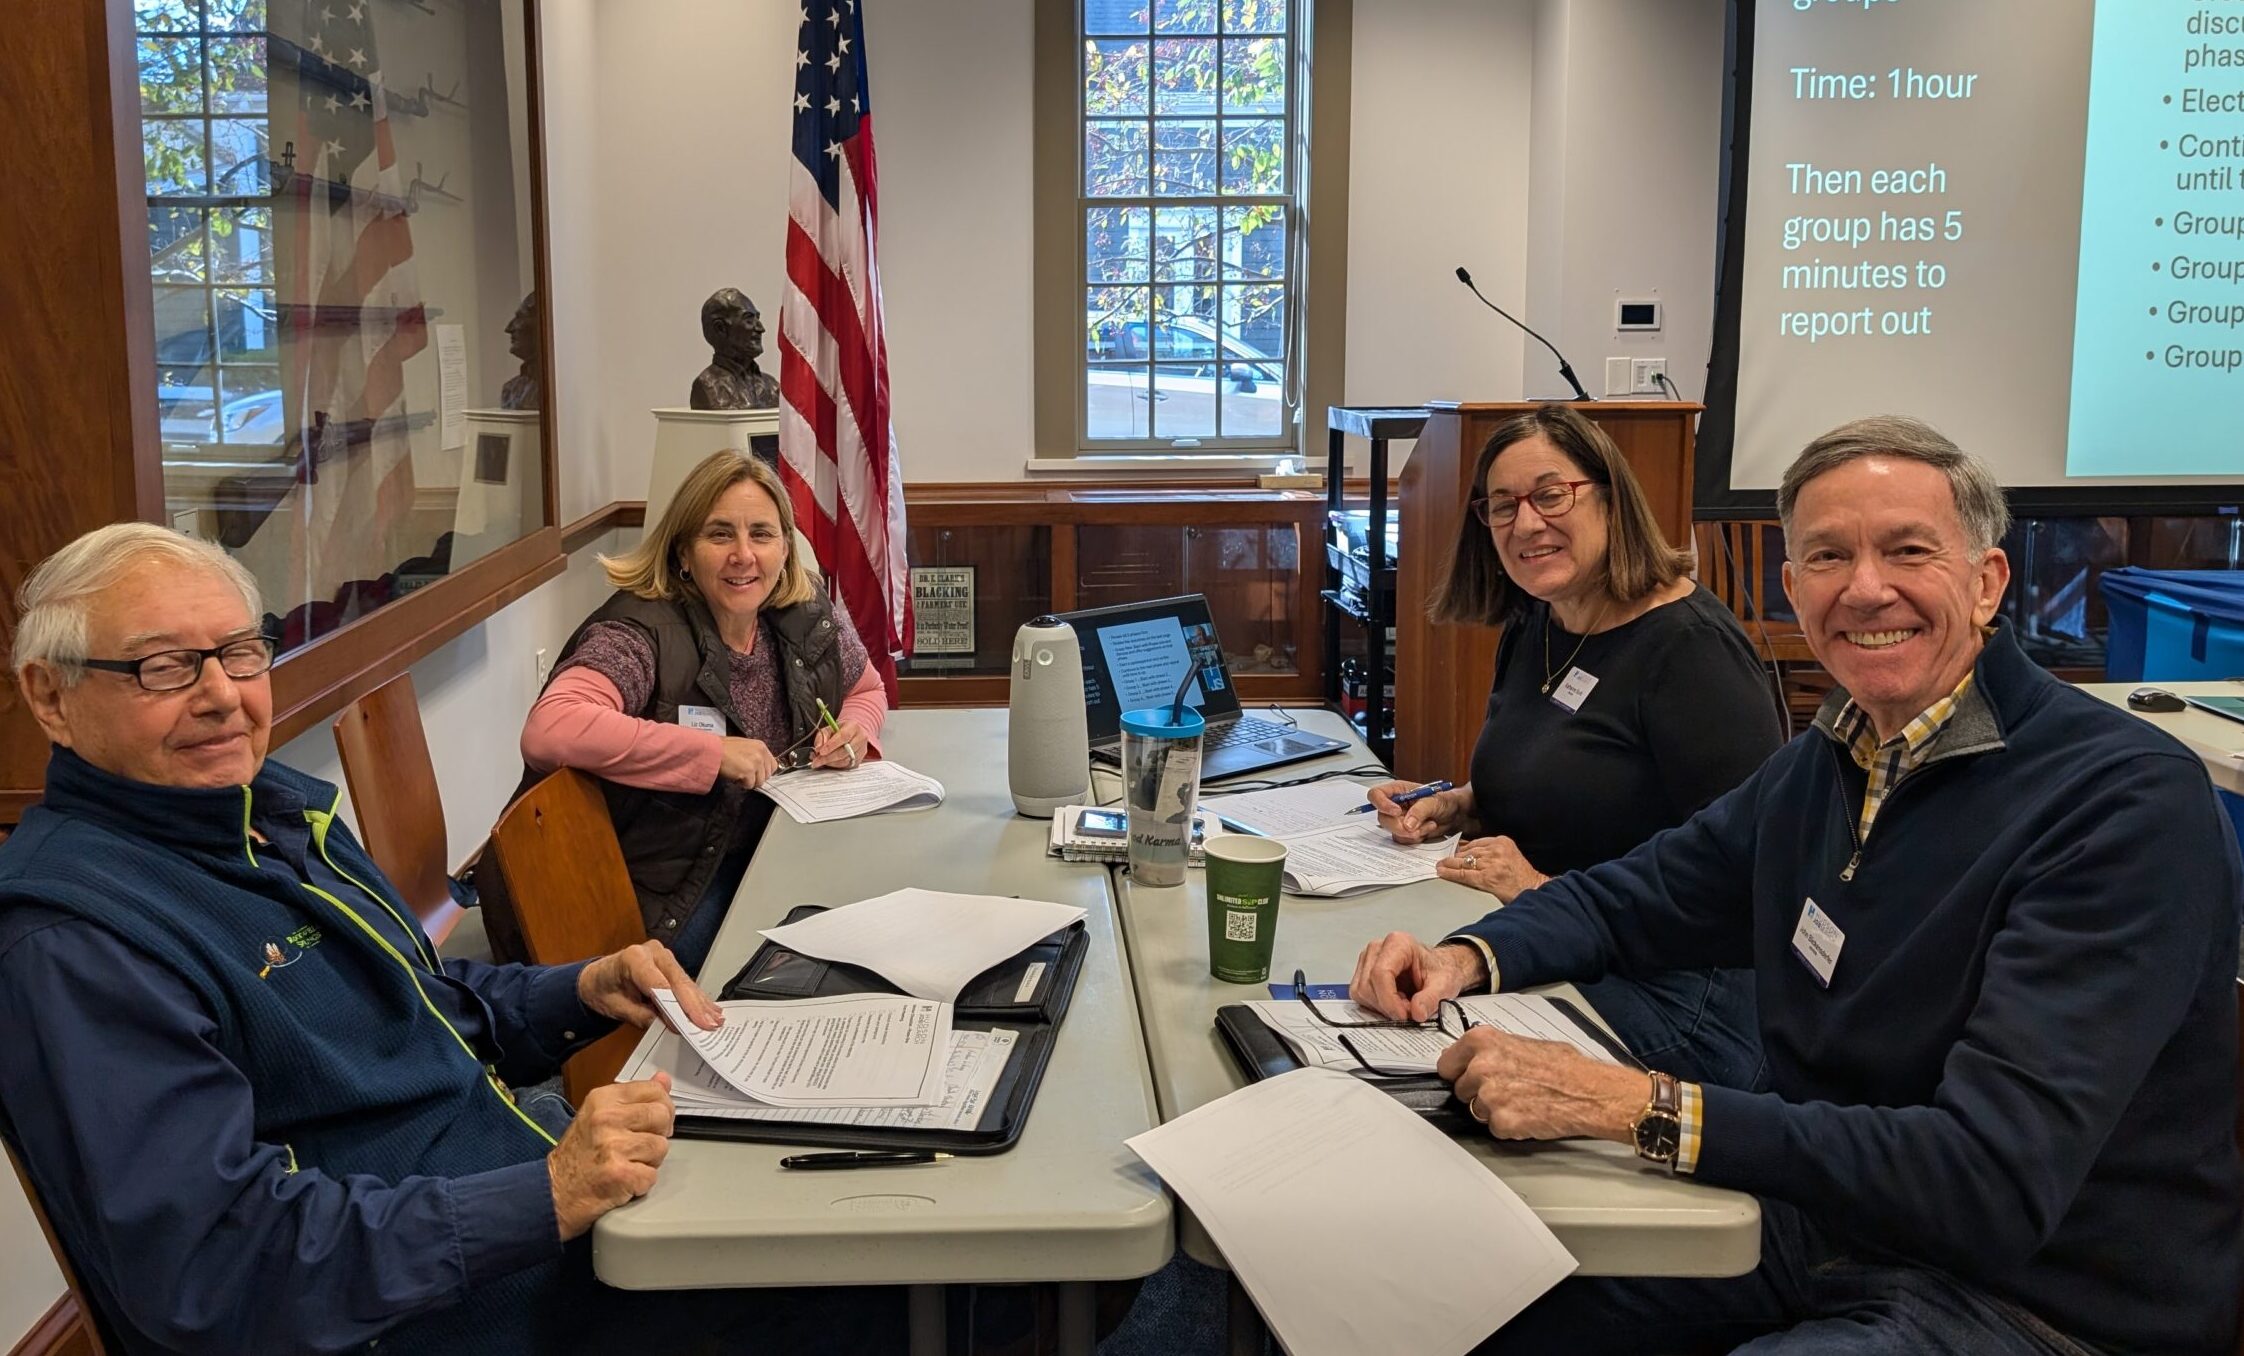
left=499, top=291, right=540, bottom=411
left=690, top=288, right=781, bottom=412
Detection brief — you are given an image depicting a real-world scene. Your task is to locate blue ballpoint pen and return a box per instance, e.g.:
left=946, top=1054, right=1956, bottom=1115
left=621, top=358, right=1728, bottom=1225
left=1346, top=779, right=1453, bottom=815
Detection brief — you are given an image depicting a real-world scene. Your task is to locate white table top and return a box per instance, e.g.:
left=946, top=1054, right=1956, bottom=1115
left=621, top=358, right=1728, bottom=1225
left=593, top=709, right=1172, bottom=1290
left=2077, top=681, right=2244, bottom=796
left=1114, top=709, right=1761, bottom=1278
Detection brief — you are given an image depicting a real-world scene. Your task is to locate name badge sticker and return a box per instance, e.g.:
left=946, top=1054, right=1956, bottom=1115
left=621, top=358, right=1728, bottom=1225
left=1791, top=896, right=1845, bottom=989
left=1549, top=666, right=1599, bottom=713
left=677, top=704, right=727, bottom=735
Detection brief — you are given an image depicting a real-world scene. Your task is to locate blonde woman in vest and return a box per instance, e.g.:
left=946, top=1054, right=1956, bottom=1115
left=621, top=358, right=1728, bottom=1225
left=520, top=450, right=887, bottom=972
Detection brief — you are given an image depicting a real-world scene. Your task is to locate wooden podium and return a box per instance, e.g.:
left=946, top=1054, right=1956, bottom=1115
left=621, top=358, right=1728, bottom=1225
left=1391, top=401, right=1700, bottom=780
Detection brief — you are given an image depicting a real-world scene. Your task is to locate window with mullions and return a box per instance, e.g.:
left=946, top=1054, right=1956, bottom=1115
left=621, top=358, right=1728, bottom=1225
left=138, top=0, right=279, bottom=464
left=1081, top=0, right=1299, bottom=450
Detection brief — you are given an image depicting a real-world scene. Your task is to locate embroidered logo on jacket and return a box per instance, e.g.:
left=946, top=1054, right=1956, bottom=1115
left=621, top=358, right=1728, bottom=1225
left=256, top=924, right=324, bottom=979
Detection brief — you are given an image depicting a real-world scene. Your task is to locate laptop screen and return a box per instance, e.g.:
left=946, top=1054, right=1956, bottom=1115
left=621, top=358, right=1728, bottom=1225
left=1054, top=594, right=1242, bottom=744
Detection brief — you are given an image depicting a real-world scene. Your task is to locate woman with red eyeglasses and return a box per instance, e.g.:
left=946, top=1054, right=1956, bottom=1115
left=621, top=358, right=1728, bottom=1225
left=1360, top=403, right=1783, bottom=1090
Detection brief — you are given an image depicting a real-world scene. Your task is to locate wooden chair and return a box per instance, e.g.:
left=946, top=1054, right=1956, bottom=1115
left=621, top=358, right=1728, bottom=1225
left=7, top=1137, right=118, bottom=1356
left=480, top=768, right=649, bottom=1104
left=1694, top=520, right=1829, bottom=726
left=331, top=672, right=466, bottom=947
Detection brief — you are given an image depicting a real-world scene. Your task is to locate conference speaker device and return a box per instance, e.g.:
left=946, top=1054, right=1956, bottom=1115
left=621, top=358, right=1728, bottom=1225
left=1008, top=616, right=1091, bottom=818
left=1455, top=265, right=1593, bottom=403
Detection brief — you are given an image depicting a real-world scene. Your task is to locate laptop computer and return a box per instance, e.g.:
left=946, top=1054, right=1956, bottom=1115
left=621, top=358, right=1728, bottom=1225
left=1055, top=593, right=1349, bottom=781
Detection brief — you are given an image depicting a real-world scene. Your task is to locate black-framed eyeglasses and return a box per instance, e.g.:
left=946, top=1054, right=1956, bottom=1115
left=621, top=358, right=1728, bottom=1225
left=1293, top=968, right=1481, bottom=1080
left=79, top=636, right=277, bottom=693
left=1471, top=479, right=1596, bottom=528
left=772, top=725, right=821, bottom=773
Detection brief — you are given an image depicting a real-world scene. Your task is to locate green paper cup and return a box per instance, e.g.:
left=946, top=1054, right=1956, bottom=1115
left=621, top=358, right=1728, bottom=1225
left=1204, top=834, right=1288, bottom=984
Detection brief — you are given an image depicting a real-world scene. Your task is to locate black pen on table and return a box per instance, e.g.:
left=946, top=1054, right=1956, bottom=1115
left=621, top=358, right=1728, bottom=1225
left=779, top=1150, right=953, bottom=1170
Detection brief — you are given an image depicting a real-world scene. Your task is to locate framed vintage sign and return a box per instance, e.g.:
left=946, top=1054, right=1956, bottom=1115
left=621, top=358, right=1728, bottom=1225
left=911, top=566, right=976, bottom=661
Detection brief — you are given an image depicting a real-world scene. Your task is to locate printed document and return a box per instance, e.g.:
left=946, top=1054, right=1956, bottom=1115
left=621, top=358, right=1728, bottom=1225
left=628, top=1026, right=1017, bottom=1133
left=1246, top=994, right=1626, bottom=1074
left=758, top=759, right=945, bottom=823
left=650, top=990, right=950, bottom=1107
left=758, top=888, right=1085, bottom=1003
left=1126, top=1069, right=1576, bottom=1356
left=1201, top=780, right=1457, bottom=896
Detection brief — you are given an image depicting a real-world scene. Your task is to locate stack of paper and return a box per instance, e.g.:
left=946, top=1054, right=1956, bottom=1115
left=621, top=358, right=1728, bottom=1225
left=1126, top=1069, right=1576, bottom=1356
left=1245, top=994, right=1626, bottom=1074
left=651, top=990, right=953, bottom=1108
left=626, top=1018, right=1018, bottom=1132
left=1200, top=780, right=1457, bottom=897
left=757, top=889, right=1087, bottom=1002
left=758, top=759, right=945, bottom=824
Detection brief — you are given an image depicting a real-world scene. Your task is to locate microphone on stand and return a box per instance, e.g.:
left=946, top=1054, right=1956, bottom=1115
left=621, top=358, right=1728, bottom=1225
left=1454, top=266, right=1593, bottom=402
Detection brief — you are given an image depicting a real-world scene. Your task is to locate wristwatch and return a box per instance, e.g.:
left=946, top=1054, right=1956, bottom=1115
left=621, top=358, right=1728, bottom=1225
left=1632, top=1071, right=1682, bottom=1168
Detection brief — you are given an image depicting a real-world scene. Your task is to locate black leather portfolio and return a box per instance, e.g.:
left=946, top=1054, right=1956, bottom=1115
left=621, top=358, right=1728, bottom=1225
left=1212, top=995, right=1637, bottom=1134
left=665, top=904, right=1088, bottom=1153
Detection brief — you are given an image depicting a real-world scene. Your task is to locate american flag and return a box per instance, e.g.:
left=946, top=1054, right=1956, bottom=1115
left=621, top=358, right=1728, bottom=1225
left=780, top=0, right=912, bottom=700
left=246, top=0, right=424, bottom=630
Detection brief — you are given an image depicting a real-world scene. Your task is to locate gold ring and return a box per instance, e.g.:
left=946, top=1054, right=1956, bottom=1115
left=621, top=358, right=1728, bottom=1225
left=1468, top=1094, right=1489, bottom=1125
left=1461, top=853, right=1477, bottom=869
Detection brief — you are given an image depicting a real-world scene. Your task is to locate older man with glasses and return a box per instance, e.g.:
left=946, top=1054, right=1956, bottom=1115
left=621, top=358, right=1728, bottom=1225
left=0, top=524, right=900, bottom=1354
left=1352, top=418, right=2242, bottom=1354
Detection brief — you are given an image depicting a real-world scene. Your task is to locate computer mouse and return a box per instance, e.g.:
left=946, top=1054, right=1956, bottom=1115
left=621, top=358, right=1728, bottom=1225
left=2126, top=687, right=2187, bottom=714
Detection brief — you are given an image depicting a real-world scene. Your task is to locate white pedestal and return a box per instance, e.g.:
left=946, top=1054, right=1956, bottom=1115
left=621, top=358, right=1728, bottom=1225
left=646, top=406, right=815, bottom=575
left=647, top=406, right=781, bottom=525
left=455, top=408, right=541, bottom=548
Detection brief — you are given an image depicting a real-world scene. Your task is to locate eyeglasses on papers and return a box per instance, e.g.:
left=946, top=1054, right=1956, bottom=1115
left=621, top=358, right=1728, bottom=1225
left=1471, top=479, right=1596, bottom=528
left=79, top=635, right=278, bottom=693
left=1292, top=968, right=1482, bottom=1080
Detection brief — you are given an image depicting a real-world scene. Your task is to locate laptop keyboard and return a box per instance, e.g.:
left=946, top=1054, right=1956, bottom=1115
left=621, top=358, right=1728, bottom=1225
left=1210, top=716, right=1292, bottom=749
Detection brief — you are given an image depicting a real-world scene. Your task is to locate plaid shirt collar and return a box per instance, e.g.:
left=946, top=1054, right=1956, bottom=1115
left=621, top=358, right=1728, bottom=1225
left=1824, top=671, right=1976, bottom=776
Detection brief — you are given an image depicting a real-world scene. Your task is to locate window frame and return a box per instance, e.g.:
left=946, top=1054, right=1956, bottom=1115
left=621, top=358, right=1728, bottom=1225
left=1073, top=0, right=1307, bottom=456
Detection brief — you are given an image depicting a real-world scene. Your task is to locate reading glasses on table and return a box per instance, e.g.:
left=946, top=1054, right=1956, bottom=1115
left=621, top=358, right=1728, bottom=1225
left=1291, top=968, right=1481, bottom=1080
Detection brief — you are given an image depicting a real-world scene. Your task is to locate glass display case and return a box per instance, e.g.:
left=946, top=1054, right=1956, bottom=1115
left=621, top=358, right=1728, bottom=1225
left=135, top=0, right=549, bottom=654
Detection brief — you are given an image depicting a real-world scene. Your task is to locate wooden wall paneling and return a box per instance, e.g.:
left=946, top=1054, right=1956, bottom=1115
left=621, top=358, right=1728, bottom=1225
left=0, top=0, right=161, bottom=822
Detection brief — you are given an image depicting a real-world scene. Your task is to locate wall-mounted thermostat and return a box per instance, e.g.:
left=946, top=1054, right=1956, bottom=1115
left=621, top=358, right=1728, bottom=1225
left=1616, top=298, right=1662, bottom=332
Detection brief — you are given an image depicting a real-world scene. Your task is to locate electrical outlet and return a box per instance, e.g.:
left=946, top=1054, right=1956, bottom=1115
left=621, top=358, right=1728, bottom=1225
left=534, top=647, right=552, bottom=687
left=1632, top=358, right=1667, bottom=395
left=1604, top=357, right=1633, bottom=399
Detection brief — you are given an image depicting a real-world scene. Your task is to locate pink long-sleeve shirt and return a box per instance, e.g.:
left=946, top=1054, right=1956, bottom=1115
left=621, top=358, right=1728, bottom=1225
left=520, top=610, right=888, bottom=794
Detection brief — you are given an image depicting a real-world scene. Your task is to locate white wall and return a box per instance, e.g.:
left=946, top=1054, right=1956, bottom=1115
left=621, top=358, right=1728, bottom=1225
left=0, top=1183, right=61, bottom=1350
left=1343, top=0, right=1538, bottom=411
left=1529, top=0, right=1727, bottom=405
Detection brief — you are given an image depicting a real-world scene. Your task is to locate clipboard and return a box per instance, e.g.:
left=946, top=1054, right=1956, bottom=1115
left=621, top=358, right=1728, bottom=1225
left=666, top=904, right=1089, bottom=1153
left=1212, top=994, right=1637, bottom=1133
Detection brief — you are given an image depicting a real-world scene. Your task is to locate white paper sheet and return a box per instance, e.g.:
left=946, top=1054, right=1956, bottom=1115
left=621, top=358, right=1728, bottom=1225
left=757, top=889, right=1086, bottom=1004
left=628, top=1026, right=1018, bottom=1132
left=435, top=323, right=468, bottom=450
left=1246, top=994, right=1625, bottom=1074
left=758, top=759, right=945, bottom=823
left=650, top=990, right=951, bottom=1107
left=1200, top=781, right=1458, bottom=897
left=1126, top=1069, right=1576, bottom=1356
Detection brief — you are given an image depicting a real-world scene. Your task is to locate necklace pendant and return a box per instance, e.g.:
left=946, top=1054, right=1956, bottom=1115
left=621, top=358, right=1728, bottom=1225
left=1540, top=680, right=1552, bottom=695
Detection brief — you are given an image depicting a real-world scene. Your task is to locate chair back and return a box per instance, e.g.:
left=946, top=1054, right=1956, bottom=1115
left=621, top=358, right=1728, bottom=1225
left=6, top=1137, right=118, bottom=1356
left=331, top=672, right=464, bottom=945
left=481, top=769, right=650, bottom=1100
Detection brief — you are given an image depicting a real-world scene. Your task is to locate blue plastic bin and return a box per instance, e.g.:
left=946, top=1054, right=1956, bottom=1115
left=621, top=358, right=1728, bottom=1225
left=2097, top=566, right=2244, bottom=846
left=2097, top=567, right=2244, bottom=684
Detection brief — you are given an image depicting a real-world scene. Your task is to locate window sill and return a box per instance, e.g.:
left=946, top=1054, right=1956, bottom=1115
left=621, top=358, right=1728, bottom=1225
left=1025, top=453, right=1303, bottom=476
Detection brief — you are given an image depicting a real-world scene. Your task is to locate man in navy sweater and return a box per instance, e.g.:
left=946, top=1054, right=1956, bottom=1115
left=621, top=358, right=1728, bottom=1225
left=1355, top=417, right=2242, bottom=1354
left=0, top=524, right=900, bottom=1354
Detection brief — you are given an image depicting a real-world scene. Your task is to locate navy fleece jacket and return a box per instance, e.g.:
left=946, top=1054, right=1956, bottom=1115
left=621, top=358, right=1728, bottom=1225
left=1457, top=623, right=2243, bottom=1354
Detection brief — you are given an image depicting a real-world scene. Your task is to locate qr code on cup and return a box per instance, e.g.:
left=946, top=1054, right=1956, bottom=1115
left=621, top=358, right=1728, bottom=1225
left=1224, top=910, right=1258, bottom=943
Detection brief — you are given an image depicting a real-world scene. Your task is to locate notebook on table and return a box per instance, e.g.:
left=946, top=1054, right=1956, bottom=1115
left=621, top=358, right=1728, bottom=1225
left=1054, top=593, right=1347, bottom=781
left=641, top=904, right=1086, bottom=1154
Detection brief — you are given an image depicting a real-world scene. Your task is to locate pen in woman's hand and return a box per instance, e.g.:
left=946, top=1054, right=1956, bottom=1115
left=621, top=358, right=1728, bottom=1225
left=1347, top=779, right=1454, bottom=815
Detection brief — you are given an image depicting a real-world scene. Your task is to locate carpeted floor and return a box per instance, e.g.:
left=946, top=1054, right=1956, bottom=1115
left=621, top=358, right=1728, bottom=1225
left=1097, top=1257, right=1235, bottom=1356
